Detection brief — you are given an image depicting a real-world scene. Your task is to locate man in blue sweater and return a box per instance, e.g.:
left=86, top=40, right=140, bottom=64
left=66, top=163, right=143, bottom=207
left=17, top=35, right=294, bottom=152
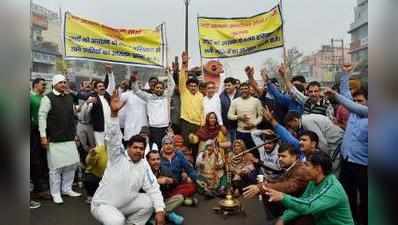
left=324, top=64, right=368, bottom=225
left=262, top=106, right=320, bottom=161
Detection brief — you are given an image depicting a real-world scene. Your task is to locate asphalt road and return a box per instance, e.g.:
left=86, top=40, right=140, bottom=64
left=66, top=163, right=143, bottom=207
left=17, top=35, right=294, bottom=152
left=30, top=190, right=274, bottom=225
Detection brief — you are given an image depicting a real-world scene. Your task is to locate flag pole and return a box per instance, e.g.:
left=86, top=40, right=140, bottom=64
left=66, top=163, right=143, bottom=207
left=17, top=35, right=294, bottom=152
left=280, top=0, right=288, bottom=65
left=160, top=23, right=165, bottom=69
left=163, top=22, right=169, bottom=68
left=197, top=13, right=205, bottom=81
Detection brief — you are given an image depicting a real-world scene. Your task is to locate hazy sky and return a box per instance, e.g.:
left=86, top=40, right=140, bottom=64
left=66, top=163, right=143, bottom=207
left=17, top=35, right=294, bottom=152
left=34, top=0, right=356, bottom=79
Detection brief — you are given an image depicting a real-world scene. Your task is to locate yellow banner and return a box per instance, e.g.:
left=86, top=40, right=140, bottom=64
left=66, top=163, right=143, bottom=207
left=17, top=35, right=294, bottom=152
left=64, top=12, right=163, bottom=67
left=198, top=5, right=284, bottom=58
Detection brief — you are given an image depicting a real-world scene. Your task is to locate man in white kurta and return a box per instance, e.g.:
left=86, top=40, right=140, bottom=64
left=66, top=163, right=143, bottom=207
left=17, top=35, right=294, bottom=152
left=120, top=90, right=148, bottom=141
left=91, top=92, right=166, bottom=225
left=38, top=74, right=81, bottom=204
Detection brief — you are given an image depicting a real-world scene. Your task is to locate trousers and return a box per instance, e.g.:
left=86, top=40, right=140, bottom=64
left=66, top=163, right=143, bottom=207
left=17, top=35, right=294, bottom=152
left=30, top=126, right=49, bottom=192
left=49, top=164, right=78, bottom=196
left=339, top=159, right=368, bottom=225
left=77, top=123, right=95, bottom=151
left=149, top=127, right=168, bottom=150
left=94, top=131, right=105, bottom=146
left=91, top=193, right=153, bottom=225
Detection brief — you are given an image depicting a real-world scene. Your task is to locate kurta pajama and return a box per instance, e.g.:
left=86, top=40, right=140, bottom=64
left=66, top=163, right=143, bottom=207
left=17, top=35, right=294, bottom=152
left=38, top=91, right=80, bottom=197
left=91, top=117, right=165, bottom=225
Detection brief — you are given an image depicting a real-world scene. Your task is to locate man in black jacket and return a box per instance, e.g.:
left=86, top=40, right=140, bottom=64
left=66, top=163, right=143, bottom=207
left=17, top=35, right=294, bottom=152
left=88, top=65, right=115, bottom=146
left=219, top=77, right=239, bottom=142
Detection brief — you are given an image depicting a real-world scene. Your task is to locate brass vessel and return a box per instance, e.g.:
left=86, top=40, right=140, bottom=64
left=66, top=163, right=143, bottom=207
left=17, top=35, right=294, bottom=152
left=218, top=193, right=240, bottom=208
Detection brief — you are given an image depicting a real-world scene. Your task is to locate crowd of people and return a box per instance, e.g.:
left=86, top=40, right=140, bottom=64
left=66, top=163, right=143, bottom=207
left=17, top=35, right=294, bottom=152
left=30, top=51, right=368, bottom=225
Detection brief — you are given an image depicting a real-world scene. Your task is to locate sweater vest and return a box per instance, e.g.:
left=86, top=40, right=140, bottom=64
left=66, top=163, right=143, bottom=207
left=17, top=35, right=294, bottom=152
left=46, top=92, right=76, bottom=142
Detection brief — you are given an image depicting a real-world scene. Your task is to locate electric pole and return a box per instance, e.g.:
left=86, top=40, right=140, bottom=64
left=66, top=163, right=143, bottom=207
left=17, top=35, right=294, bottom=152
left=184, top=0, right=190, bottom=55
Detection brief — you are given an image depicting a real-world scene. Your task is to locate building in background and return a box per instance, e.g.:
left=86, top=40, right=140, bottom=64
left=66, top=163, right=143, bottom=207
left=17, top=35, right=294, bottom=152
left=348, top=0, right=368, bottom=77
left=31, top=3, right=62, bottom=81
left=297, top=44, right=351, bottom=84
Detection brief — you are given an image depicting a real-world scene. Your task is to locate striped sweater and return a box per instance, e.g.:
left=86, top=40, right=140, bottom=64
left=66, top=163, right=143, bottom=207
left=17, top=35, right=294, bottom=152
left=281, top=174, right=354, bottom=225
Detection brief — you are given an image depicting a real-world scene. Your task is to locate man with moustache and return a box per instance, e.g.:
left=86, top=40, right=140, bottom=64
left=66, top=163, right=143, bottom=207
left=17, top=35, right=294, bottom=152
left=243, top=143, right=311, bottom=223
left=91, top=90, right=165, bottom=225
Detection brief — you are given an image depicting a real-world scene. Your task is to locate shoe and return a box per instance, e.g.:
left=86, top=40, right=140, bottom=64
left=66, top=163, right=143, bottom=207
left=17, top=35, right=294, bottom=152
left=85, top=196, right=92, bottom=204
left=167, top=212, right=184, bottom=225
left=62, top=190, right=82, bottom=197
left=52, top=194, right=64, bottom=204
left=30, top=200, right=41, bottom=209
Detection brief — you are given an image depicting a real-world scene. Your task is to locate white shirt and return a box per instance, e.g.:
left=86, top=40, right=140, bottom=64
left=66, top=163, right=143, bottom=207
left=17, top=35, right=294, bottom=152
left=92, top=117, right=165, bottom=211
left=99, top=95, right=111, bottom=132
left=121, top=91, right=148, bottom=141
left=132, top=72, right=175, bottom=128
left=203, top=95, right=223, bottom=125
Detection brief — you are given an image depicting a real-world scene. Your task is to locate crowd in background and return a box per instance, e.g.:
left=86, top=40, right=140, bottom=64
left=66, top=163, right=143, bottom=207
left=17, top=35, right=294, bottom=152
left=30, top=51, right=368, bottom=225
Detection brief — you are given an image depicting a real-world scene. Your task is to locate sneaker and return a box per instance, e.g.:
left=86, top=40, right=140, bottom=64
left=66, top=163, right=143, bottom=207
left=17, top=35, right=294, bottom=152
left=62, top=190, right=82, bottom=197
left=52, top=194, right=64, bottom=204
left=30, top=200, right=41, bottom=209
left=167, top=212, right=184, bottom=225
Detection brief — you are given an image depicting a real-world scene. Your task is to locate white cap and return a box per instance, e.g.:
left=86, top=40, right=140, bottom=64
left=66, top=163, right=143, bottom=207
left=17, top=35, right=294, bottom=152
left=151, top=143, right=159, bottom=151
left=52, top=74, right=66, bottom=86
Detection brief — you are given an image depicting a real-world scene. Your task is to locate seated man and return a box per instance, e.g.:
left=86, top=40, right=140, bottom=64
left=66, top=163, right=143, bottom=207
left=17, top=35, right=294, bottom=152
left=91, top=90, right=166, bottom=225
left=146, top=150, right=184, bottom=225
left=263, top=106, right=320, bottom=160
left=251, top=130, right=283, bottom=179
left=160, top=136, right=198, bottom=206
left=264, top=151, right=354, bottom=225
left=243, top=143, right=311, bottom=222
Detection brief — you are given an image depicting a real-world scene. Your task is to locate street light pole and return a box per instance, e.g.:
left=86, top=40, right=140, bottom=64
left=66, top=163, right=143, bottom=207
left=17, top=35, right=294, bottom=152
left=184, top=0, right=190, bottom=55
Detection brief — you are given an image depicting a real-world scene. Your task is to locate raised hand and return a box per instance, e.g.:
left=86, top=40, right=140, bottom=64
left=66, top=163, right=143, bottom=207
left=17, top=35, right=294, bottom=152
left=245, top=66, right=255, bottom=79
left=105, top=64, right=112, bottom=73
left=260, top=68, right=269, bottom=82
left=181, top=51, right=189, bottom=65
left=342, top=63, right=353, bottom=74
left=110, top=89, right=125, bottom=117
left=323, top=87, right=337, bottom=98
left=262, top=106, right=274, bottom=122
left=277, top=63, right=287, bottom=78
left=130, top=72, right=138, bottom=83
